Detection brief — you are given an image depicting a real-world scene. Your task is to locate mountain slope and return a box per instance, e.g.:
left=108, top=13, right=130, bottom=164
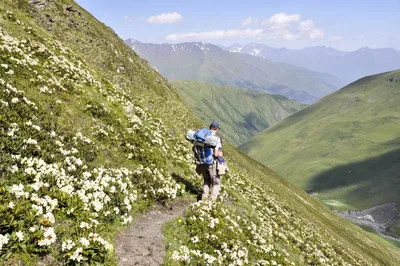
left=126, top=39, right=342, bottom=103
left=0, top=1, right=399, bottom=265
left=171, top=80, right=306, bottom=146
left=240, top=70, right=400, bottom=211
left=228, top=43, right=400, bottom=84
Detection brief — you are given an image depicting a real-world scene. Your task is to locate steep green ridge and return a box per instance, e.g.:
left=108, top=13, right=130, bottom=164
left=0, top=1, right=399, bottom=265
left=127, top=40, right=342, bottom=104
left=171, top=80, right=306, bottom=146
left=240, top=70, right=400, bottom=211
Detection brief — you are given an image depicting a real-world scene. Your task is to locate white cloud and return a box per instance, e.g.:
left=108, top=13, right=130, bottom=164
left=241, top=17, right=254, bottom=26
left=330, top=35, right=344, bottom=40
left=165, top=13, right=325, bottom=42
left=262, top=13, right=301, bottom=28
left=254, top=13, right=303, bottom=40
left=263, top=29, right=299, bottom=41
left=146, top=12, right=183, bottom=24
left=283, top=33, right=299, bottom=40
left=298, top=20, right=324, bottom=39
left=298, top=20, right=314, bottom=32
left=309, top=29, right=324, bottom=39
left=166, top=28, right=264, bottom=41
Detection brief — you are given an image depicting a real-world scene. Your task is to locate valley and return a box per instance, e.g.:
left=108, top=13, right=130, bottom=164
left=240, top=70, right=400, bottom=237
left=171, top=80, right=306, bottom=146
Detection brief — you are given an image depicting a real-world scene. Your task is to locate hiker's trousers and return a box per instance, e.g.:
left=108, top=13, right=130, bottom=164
left=196, top=162, right=220, bottom=201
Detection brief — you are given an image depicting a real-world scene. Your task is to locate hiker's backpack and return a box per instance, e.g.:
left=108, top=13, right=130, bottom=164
left=186, top=128, right=218, bottom=165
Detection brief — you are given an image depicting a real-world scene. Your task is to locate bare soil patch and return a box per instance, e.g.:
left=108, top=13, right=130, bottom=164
left=115, top=200, right=193, bottom=266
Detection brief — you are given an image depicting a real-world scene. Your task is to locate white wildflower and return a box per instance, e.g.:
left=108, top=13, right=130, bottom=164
left=62, top=239, right=75, bottom=251
left=80, top=237, right=90, bottom=247
left=79, top=222, right=91, bottom=229
left=5, top=69, right=14, bottom=75
left=0, top=234, right=10, bottom=250
left=10, top=165, right=18, bottom=173
left=70, top=247, right=83, bottom=262
left=38, top=227, right=56, bottom=246
left=15, top=231, right=24, bottom=242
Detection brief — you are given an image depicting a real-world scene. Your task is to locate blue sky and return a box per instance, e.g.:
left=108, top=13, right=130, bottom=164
left=76, top=0, right=400, bottom=51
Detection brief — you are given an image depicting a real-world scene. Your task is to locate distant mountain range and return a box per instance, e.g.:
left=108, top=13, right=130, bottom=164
left=171, top=80, right=306, bottom=146
left=125, top=39, right=342, bottom=103
left=225, top=43, right=400, bottom=84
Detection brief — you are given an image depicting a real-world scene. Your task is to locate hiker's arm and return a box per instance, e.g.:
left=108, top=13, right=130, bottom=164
left=214, top=137, right=222, bottom=157
left=214, top=147, right=222, bottom=157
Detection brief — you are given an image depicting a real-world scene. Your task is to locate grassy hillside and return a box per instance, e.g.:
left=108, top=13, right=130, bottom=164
left=171, top=80, right=306, bottom=146
left=240, top=70, right=400, bottom=211
left=127, top=40, right=342, bottom=103
left=0, top=1, right=399, bottom=265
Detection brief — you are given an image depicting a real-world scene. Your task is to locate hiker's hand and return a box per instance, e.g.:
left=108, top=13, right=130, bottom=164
left=214, top=148, right=222, bottom=157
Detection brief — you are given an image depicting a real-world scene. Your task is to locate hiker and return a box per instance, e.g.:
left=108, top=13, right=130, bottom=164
left=194, top=121, right=223, bottom=201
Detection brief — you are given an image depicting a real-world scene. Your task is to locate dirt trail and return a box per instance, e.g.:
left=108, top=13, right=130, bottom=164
left=115, top=202, right=190, bottom=266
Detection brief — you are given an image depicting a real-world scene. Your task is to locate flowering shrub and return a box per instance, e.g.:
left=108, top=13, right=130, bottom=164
left=0, top=9, right=188, bottom=264
left=165, top=164, right=371, bottom=265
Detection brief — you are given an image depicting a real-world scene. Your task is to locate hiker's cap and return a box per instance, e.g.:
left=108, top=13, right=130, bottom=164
left=210, top=121, right=220, bottom=129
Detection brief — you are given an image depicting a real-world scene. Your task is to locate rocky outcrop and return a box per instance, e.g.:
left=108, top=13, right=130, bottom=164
left=338, top=203, right=398, bottom=226
left=337, top=203, right=400, bottom=241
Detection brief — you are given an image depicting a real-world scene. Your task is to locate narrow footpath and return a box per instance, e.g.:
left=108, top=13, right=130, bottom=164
left=115, top=202, right=190, bottom=266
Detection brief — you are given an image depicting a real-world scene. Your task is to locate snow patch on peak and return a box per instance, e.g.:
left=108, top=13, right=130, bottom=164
left=251, top=48, right=261, bottom=55
left=231, top=47, right=243, bottom=53
left=228, top=43, right=243, bottom=53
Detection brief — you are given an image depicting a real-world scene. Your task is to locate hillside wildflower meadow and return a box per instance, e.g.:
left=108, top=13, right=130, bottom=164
left=0, top=10, right=189, bottom=264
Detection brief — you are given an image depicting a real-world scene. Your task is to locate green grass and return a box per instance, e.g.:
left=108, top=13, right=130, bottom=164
left=240, top=70, right=400, bottom=211
left=358, top=224, right=400, bottom=251
left=171, top=80, right=306, bottom=146
left=0, top=0, right=399, bottom=265
left=388, top=221, right=400, bottom=239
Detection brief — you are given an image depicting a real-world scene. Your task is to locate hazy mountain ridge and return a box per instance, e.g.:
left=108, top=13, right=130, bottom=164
left=126, top=39, right=342, bottom=103
left=226, top=43, right=400, bottom=84
left=171, top=80, right=307, bottom=146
